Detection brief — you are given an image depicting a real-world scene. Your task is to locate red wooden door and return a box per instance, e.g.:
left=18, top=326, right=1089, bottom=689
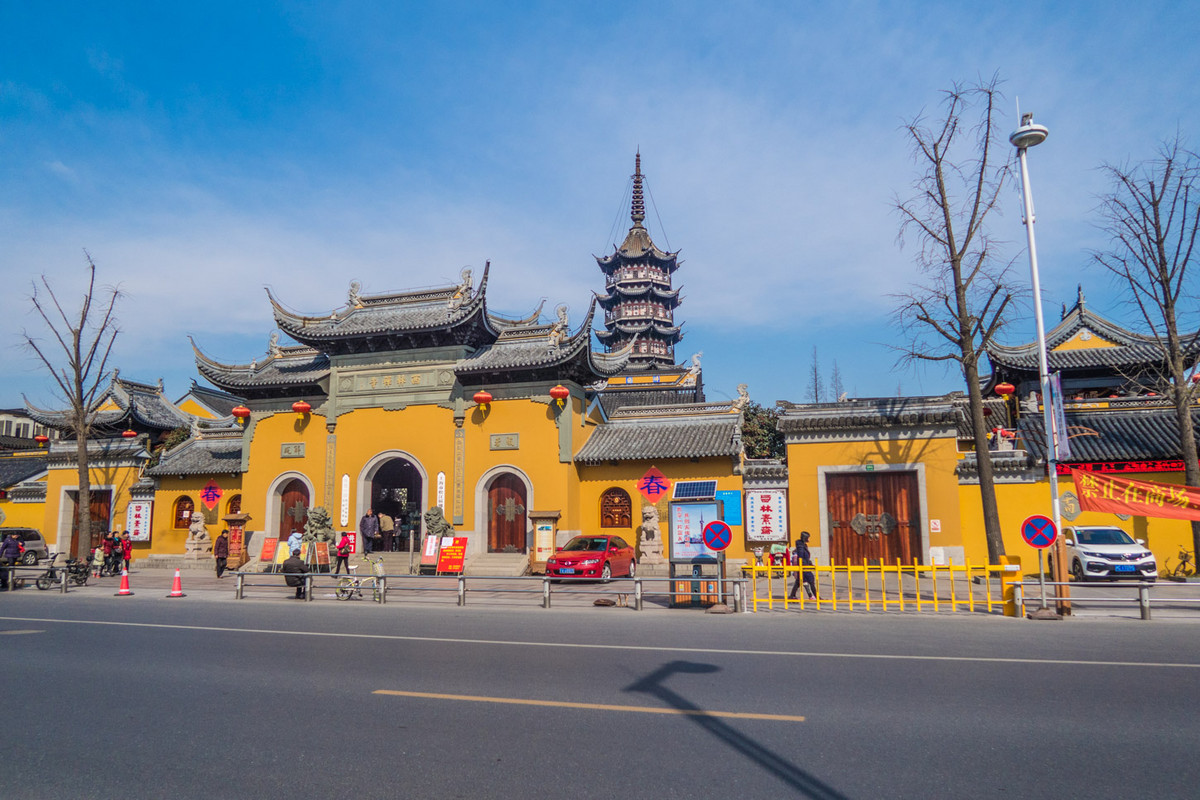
left=488, top=474, right=527, bottom=552
left=279, top=479, right=310, bottom=539
left=826, top=472, right=920, bottom=565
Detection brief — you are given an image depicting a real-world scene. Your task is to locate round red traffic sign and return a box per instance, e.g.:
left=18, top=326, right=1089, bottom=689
left=702, top=520, right=733, bottom=551
left=1020, top=515, right=1057, bottom=549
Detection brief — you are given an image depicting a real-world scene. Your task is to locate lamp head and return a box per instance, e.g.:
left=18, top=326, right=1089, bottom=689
left=1010, top=112, right=1048, bottom=150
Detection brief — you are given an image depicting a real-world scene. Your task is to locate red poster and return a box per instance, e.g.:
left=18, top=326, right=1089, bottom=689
left=1071, top=468, right=1200, bottom=520
left=229, top=526, right=244, bottom=556
left=637, top=467, right=671, bottom=503
left=436, top=537, right=468, bottom=574
left=200, top=479, right=223, bottom=510
left=259, top=537, right=279, bottom=561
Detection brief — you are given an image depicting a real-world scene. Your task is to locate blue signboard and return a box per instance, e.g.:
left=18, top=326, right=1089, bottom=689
left=716, top=490, right=742, bottom=525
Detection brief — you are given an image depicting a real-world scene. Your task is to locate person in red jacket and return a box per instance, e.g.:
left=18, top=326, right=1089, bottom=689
left=334, top=532, right=353, bottom=574
left=120, top=532, right=133, bottom=572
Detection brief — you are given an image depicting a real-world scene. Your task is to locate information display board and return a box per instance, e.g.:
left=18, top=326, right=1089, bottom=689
left=259, top=537, right=279, bottom=562
left=668, top=500, right=721, bottom=561
left=436, top=537, right=468, bottom=573
left=745, top=490, right=787, bottom=542
left=125, top=501, right=153, bottom=542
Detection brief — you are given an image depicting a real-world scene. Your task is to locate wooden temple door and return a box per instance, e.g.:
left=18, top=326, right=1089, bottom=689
left=826, top=472, right=921, bottom=565
left=488, top=474, right=527, bottom=552
left=72, top=490, right=112, bottom=551
left=279, top=479, right=310, bottom=540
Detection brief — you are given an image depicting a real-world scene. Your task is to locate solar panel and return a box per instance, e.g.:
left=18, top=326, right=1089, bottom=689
left=673, top=480, right=717, bottom=500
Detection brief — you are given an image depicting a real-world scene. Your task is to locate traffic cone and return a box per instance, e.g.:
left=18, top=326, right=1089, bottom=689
left=114, top=569, right=134, bottom=596
left=166, top=568, right=186, bottom=598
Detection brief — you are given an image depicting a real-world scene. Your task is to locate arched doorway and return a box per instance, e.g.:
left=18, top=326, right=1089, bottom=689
left=279, top=479, right=310, bottom=540
left=371, top=457, right=423, bottom=552
left=487, top=473, right=528, bottom=553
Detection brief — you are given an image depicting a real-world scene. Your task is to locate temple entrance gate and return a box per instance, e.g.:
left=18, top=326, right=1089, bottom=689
left=826, top=471, right=921, bottom=565
left=487, top=473, right=527, bottom=553
left=370, top=457, right=423, bottom=552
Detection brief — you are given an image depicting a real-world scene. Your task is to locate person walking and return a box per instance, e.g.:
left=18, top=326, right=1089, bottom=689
left=358, top=509, right=379, bottom=555
left=213, top=529, right=230, bottom=578
left=334, top=531, right=352, bottom=574
left=0, top=531, right=22, bottom=591
left=282, top=549, right=309, bottom=600
left=788, top=531, right=818, bottom=600
left=378, top=511, right=395, bottom=552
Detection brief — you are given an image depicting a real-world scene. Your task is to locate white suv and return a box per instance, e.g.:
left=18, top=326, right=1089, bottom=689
left=1061, top=526, right=1156, bottom=582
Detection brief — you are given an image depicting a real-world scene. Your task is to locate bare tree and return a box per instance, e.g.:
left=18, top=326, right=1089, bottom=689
left=809, top=346, right=825, bottom=403
left=22, top=255, right=121, bottom=559
left=830, top=360, right=846, bottom=401
left=1093, top=136, right=1200, bottom=559
left=893, top=78, right=1014, bottom=564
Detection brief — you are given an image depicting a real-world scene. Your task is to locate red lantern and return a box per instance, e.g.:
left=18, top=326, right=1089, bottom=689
left=1192, top=374, right=1200, bottom=384
left=231, top=405, right=251, bottom=426
left=473, top=390, right=493, bottom=406
left=292, top=400, right=312, bottom=416
left=994, top=382, right=1016, bottom=396
left=121, top=429, right=137, bottom=439
left=34, top=434, right=49, bottom=446
left=550, top=384, right=569, bottom=407
left=982, top=407, right=992, bottom=417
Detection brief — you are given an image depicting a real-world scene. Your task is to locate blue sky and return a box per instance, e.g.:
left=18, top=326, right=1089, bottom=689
left=4, top=1, right=1200, bottom=411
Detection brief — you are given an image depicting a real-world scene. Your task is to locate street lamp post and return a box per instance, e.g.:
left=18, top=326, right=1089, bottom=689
left=1010, top=112, right=1066, bottom=615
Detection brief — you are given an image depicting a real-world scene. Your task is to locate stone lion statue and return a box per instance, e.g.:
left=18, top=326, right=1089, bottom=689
left=303, top=506, right=335, bottom=543
left=423, top=506, right=454, bottom=540
left=637, top=505, right=665, bottom=565
left=184, top=511, right=212, bottom=558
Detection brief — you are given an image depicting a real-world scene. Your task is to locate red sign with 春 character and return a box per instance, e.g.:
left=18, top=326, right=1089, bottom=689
left=1071, top=468, right=1200, bottom=520
left=637, top=467, right=671, bottom=503
left=200, top=480, right=223, bottom=510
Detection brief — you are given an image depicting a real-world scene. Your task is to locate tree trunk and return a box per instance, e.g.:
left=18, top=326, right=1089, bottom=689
left=73, top=429, right=90, bottom=561
left=965, top=361, right=1006, bottom=563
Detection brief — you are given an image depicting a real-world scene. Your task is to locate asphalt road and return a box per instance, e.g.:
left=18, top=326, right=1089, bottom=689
left=2, top=592, right=1198, bottom=799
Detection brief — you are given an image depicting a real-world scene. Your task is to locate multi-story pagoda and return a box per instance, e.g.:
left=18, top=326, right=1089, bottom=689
left=595, top=153, right=683, bottom=370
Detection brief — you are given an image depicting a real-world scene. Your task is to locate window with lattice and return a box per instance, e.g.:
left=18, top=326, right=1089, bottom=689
left=173, top=496, right=194, bottom=529
left=600, top=488, right=632, bottom=528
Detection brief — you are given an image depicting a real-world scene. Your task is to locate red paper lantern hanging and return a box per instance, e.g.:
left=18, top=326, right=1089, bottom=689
left=231, top=405, right=251, bottom=426
left=982, top=407, right=992, bottom=417
left=121, top=429, right=137, bottom=439
left=292, top=400, right=312, bottom=416
left=550, top=384, right=570, bottom=407
left=473, top=390, right=493, bottom=407
left=994, top=382, right=1016, bottom=396
left=34, top=434, right=49, bottom=446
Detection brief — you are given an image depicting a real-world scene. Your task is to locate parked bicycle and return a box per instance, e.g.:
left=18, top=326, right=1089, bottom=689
left=1161, top=548, right=1195, bottom=579
left=35, top=554, right=90, bottom=590
left=335, top=554, right=385, bottom=601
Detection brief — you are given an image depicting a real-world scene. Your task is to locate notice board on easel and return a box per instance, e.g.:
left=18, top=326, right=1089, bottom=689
left=420, top=532, right=442, bottom=571
left=436, top=537, right=468, bottom=574
left=259, top=537, right=278, bottom=563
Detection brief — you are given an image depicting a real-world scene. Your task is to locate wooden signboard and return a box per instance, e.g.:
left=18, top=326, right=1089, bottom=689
left=436, top=537, right=468, bottom=574
left=229, top=526, right=245, bottom=557
left=259, top=537, right=278, bottom=562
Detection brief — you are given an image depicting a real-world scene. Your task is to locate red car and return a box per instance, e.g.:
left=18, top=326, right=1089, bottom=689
left=545, top=534, right=636, bottom=581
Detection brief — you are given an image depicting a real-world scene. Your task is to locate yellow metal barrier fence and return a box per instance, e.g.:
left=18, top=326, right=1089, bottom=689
left=744, top=560, right=1013, bottom=614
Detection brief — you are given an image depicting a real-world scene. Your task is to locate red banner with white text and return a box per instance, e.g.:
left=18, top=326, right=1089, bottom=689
left=1070, top=468, right=1200, bottom=520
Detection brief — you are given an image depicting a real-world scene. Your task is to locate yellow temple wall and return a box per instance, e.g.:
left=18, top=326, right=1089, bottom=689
left=963, top=473, right=1198, bottom=568
left=785, top=435, right=964, bottom=559
left=0, top=478, right=46, bottom=530
left=41, top=460, right=145, bottom=552
left=176, top=398, right=219, bottom=419
left=149, top=474, right=243, bottom=555
left=576, top=458, right=744, bottom=559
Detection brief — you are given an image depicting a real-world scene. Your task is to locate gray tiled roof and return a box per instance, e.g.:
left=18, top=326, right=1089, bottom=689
left=193, top=340, right=330, bottom=390
left=145, top=434, right=244, bottom=476
left=0, top=457, right=47, bottom=488
left=576, top=407, right=741, bottom=464
left=457, top=299, right=630, bottom=379
left=1019, top=407, right=1200, bottom=463
left=269, top=265, right=494, bottom=346
left=25, top=374, right=192, bottom=432
left=987, top=303, right=1200, bottom=372
left=778, top=397, right=962, bottom=433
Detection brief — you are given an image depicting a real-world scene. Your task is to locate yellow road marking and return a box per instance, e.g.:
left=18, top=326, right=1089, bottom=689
left=0, top=630, right=44, bottom=635
left=373, top=689, right=805, bottom=721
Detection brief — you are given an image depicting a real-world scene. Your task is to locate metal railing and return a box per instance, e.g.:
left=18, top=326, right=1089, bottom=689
left=1012, top=580, right=1200, bottom=620
left=231, top=570, right=750, bottom=611
left=745, top=562, right=1016, bottom=614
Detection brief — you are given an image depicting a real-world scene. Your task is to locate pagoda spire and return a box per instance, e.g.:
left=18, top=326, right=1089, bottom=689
left=631, top=150, right=645, bottom=226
